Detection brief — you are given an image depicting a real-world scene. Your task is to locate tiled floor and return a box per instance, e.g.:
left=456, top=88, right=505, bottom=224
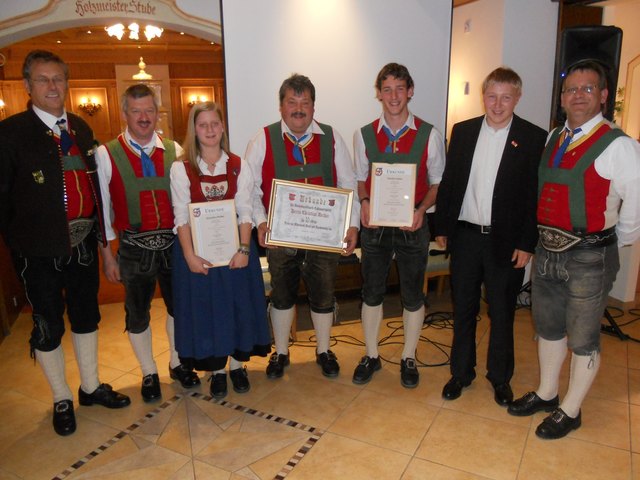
left=0, top=292, right=639, bottom=480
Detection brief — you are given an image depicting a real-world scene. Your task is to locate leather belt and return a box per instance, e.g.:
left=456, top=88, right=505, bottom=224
left=538, top=225, right=617, bottom=252
left=458, top=221, right=492, bottom=234
left=120, top=229, right=175, bottom=251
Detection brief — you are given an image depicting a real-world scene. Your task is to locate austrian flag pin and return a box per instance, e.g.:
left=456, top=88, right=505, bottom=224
left=511, top=140, right=519, bottom=148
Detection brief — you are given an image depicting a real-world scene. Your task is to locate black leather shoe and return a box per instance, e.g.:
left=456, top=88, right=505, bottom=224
left=442, top=377, right=471, bottom=400
left=316, top=350, right=340, bottom=378
left=53, top=399, right=76, bottom=436
left=229, top=367, right=250, bottom=394
left=209, top=373, right=227, bottom=399
left=169, top=364, right=201, bottom=388
left=535, top=408, right=581, bottom=439
left=141, top=373, right=161, bottom=402
left=493, top=383, right=514, bottom=406
left=507, top=391, right=559, bottom=417
left=78, top=383, right=131, bottom=408
left=352, top=356, right=382, bottom=385
left=266, top=352, right=290, bottom=379
left=400, top=358, right=419, bottom=388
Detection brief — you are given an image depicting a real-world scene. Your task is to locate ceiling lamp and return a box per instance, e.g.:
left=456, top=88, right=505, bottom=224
left=132, top=57, right=152, bottom=80
left=105, top=23, right=163, bottom=41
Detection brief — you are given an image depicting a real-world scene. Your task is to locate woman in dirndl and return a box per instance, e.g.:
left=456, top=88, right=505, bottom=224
left=170, top=101, right=271, bottom=399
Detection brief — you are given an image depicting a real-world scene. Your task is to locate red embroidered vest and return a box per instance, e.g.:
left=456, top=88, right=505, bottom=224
left=105, top=134, right=175, bottom=232
left=185, top=153, right=242, bottom=202
left=261, top=123, right=337, bottom=210
left=361, top=117, right=431, bottom=205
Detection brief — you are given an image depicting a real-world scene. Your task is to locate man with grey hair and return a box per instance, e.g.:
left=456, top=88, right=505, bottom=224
left=0, top=50, right=130, bottom=436
left=96, top=84, right=199, bottom=401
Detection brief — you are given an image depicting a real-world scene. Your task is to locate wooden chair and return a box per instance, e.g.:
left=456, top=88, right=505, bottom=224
left=423, top=241, right=450, bottom=296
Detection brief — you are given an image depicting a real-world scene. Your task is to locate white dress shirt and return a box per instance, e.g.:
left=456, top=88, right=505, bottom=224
left=458, top=116, right=511, bottom=226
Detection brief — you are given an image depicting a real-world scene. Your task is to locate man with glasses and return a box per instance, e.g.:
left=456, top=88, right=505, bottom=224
left=0, top=50, right=130, bottom=436
left=508, top=60, right=640, bottom=439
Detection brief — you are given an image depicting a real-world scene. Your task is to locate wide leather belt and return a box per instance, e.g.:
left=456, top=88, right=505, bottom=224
left=538, top=225, right=617, bottom=253
left=68, top=218, right=94, bottom=247
left=120, top=229, right=175, bottom=251
left=458, top=220, right=492, bottom=234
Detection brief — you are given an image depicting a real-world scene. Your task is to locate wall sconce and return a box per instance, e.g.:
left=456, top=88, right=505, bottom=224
left=188, top=95, right=208, bottom=107
left=0, top=98, right=6, bottom=119
left=78, top=97, right=102, bottom=116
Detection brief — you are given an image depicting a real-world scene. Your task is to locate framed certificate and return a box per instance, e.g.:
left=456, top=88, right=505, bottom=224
left=265, top=179, right=353, bottom=253
left=188, top=200, right=239, bottom=267
left=369, top=162, right=416, bottom=227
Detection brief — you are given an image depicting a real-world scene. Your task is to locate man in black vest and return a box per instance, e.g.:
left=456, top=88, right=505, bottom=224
left=0, top=50, right=130, bottom=436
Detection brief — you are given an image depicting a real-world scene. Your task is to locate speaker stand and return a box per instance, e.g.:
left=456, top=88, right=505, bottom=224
left=601, top=307, right=627, bottom=341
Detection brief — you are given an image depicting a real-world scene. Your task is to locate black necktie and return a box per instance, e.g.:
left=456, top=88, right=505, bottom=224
left=56, top=119, right=73, bottom=155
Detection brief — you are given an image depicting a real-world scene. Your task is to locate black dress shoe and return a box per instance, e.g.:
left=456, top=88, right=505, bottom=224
left=53, top=399, right=76, bottom=436
left=535, top=408, right=581, bottom=439
left=493, top=383, right=514, bottom=406
left=169, top=364, right=201, bottom=388
left=352, top=356, right=382, bottom=385
left=78, top=383, right=131, bottom=408
left=400, top=358, right=419, bottom=388
left=316, top=350, right=340, bottom=377
left=229, top=367, right=250, bottom=393
left=209, top=373, right=228, bottom=399
left=442, top=377, right=471, bottom=400
left=141, top=373, right=161, bottom=402
left=266, top=352, right=290, bottom=379
left=507, top=391, right=559, bottom=417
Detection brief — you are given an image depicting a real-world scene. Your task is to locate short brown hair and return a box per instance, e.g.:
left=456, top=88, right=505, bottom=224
left=482, top=67, right=522, bottom=95
left=375, top=63, right=414, bottom=91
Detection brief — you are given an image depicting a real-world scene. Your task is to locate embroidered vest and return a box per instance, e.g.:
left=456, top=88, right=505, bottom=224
left=538, top=123, right=626, bottom=232
left=361, top=118, right=432, bottom=205
left=105, top=135, right=176, bottom=232
left=261, top=122, right=337, bottom=209
left=185, top=153, right=242, bottom=203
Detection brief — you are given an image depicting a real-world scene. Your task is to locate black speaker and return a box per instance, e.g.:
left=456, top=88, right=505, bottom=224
left=552, top=25, right=623, bottom=124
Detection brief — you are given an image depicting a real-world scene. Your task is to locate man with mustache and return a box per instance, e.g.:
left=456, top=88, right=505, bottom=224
left=96, top=84, right=200, bottom=401
left=243, top=74, right=359, bottom=379
left=0, top=50, right=130, bottom=436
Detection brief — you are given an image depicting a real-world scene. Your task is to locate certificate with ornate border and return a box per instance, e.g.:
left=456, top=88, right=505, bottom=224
left=189, top=200, right=239, bottom=267
left=265, top=179, right=353, bottom=253
left=369, top=162, right=416, bottom=227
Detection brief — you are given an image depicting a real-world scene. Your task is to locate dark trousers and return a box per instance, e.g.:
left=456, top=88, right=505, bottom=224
left=118, top=241, right=173, bottom=333
left=13, top=236, right=101, bottom=352
left=449, top=226, right=525, bottom=385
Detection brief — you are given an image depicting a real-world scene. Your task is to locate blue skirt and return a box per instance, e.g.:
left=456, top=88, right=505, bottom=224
left=172, top=238, right=271, bottom=371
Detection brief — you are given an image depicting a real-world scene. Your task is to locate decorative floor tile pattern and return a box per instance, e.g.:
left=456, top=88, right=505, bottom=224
left=50, top=393, right=323, bottom=479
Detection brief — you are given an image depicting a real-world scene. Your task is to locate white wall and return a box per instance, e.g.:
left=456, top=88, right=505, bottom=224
left=221, top=0, right=452, bottom=156
left=447, top=0, right=558, bottom=137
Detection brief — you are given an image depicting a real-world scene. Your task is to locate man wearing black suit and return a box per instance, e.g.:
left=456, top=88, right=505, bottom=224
left=0, top=50, right=130, bottom=436
left=434, top=67, right=547, bottom=406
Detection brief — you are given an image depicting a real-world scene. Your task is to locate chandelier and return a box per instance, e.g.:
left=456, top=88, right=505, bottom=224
left=105, top=23, right=163, bottom=41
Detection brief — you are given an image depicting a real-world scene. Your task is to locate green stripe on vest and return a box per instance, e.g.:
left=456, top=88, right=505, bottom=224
left=267, top=122, right=335, bottom=186
left=361, top=121, right=433, bottom=165
left=538, top=127, right=626, bottom=230
left=63, top=154, right=86, bottom=172
left=106, top=137, right=176, bottom=229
